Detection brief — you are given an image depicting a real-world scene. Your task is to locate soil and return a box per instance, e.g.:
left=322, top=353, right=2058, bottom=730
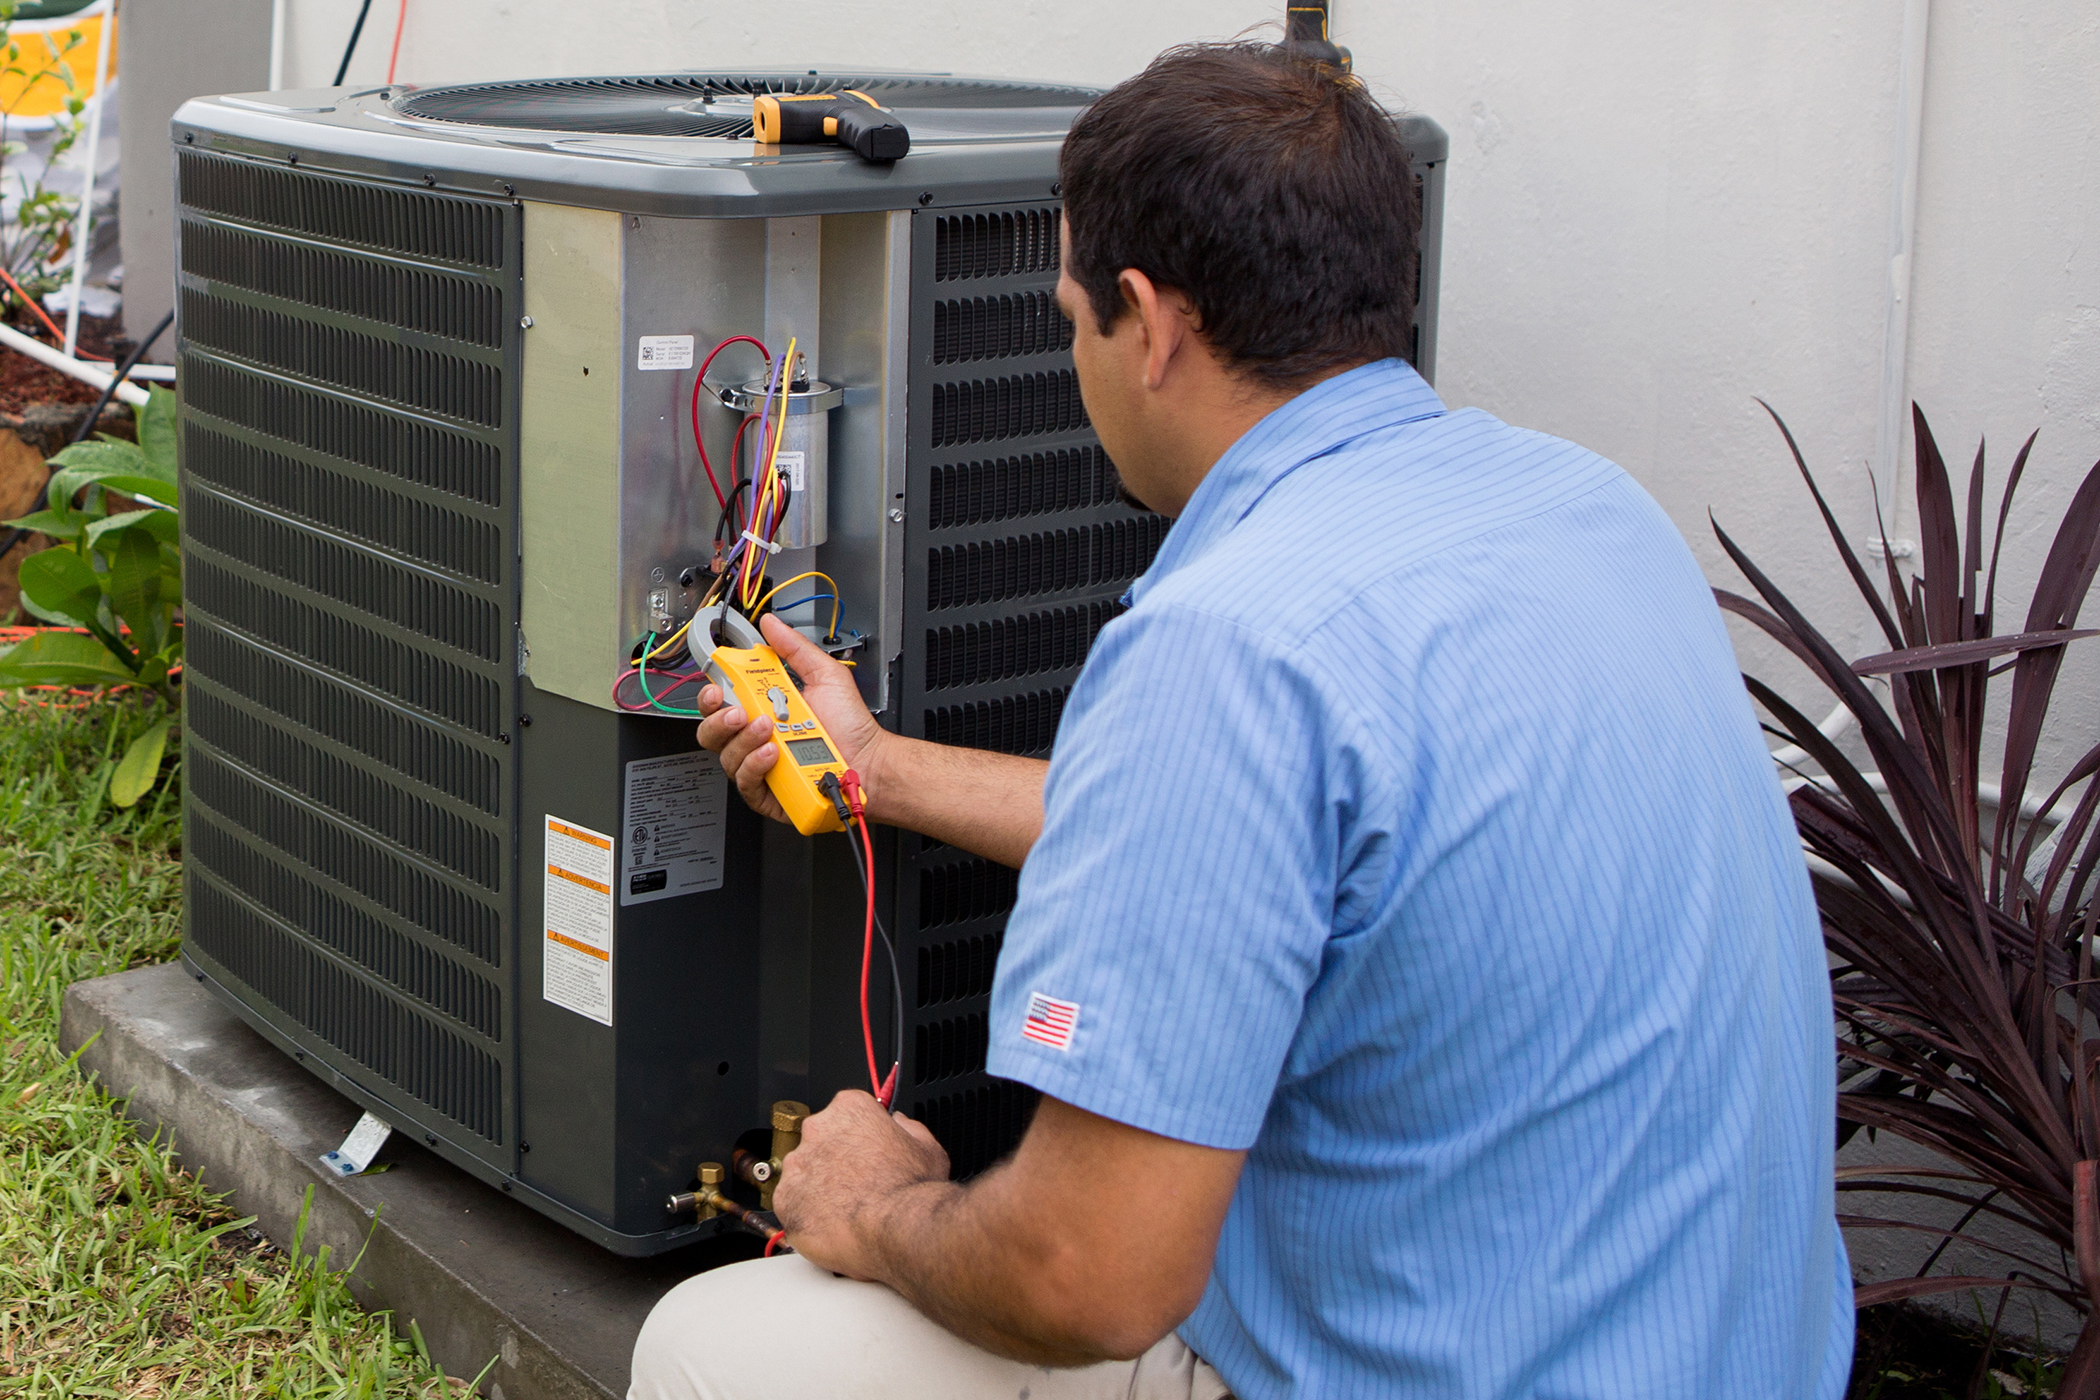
left=1850, top=1301, right=2069, bottom=1397
left=0, top=312, right=137, bottom=416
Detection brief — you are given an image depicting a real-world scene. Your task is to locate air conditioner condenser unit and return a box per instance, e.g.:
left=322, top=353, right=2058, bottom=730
left=172, top=72, right=1446, bottom=1255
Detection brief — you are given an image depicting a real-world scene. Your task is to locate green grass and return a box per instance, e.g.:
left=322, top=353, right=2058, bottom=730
left=0, top=695, right=466, bottom=1397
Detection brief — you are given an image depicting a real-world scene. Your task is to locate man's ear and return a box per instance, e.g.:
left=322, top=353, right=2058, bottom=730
left=1119, top=268, right=1188, bottom=392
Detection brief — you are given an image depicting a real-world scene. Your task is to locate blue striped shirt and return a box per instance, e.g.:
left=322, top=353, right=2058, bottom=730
left=987, top=359, right=1851, bottom=1398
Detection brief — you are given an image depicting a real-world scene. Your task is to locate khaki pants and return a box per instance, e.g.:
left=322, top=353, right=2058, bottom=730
left=629, top=1256, right=1233, bottom=1400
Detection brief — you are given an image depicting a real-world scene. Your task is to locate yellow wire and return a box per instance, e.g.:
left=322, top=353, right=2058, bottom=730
left=738, top=337, right=796, bottom=608
left=751, top=570, right=842, bottom=639
left=737, top=351, right=788, bottom=605
left=636, top=617, right=691, bottom=666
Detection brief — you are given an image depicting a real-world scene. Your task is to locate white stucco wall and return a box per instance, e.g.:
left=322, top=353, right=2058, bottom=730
left=270, top=0, right=2100, bottom=775
left=264, top=0, right=2099, bottom=1344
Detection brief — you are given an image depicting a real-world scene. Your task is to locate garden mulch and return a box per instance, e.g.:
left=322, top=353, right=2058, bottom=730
left=0, top=312, right=133, bottom=416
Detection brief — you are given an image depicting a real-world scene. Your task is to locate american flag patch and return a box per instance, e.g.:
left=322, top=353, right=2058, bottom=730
left=1021, top=991, right=1080, bottom=1052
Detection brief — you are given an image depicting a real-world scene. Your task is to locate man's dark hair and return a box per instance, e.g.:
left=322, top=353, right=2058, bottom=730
left=1059, top=43, right=1422, bottom=392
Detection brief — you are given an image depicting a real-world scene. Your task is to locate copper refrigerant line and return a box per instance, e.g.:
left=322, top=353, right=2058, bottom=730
left=667, top=1099, right=809, bottom=1255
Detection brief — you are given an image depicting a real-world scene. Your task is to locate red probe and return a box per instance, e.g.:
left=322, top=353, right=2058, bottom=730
left=838, top=769, right=897, bottom=1107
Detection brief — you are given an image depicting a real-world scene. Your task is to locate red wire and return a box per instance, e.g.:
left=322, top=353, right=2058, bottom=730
left=727, top=413, right=758, bottom=530
left=385, top=0, right=407, bottom=83
left=691, top=337, right=771, bottom=509
left=843, top=772, right=883, bottom=1101
left=763, top=1230, right=787, bottom=1257
left=0, top=265, right=112, bottom=361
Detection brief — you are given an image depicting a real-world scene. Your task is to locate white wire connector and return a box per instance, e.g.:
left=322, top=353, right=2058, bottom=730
left=740, top=531, right=783, bottom=555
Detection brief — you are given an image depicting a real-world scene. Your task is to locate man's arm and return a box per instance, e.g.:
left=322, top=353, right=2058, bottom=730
left=774, top=1090, right=1244, bottom=1365
left=695, top=613, right=1045, bottom=868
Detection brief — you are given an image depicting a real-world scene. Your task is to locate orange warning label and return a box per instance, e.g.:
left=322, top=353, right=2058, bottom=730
left=549, top=820, right=611, bottom=849
left=547, top=863, right=611, bottom=895
left=547, top=930, right=610, bottom=961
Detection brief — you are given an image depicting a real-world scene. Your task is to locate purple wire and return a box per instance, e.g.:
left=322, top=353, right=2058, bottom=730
left=744, top=347, right=786, bottom=540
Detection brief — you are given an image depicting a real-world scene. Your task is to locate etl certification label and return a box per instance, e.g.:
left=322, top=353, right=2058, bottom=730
left=620, top=753, right=728, bottom=905
left=636, top=334, right=695, bottom=370
left=544, top=816, right=615, bottom=1026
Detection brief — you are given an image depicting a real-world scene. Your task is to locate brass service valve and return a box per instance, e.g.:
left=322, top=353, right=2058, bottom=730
left=755, top=1100, right=808, bottom=1211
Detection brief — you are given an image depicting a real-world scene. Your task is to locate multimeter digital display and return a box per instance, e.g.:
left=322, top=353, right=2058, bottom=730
left=784, top=736, right=838, bottom=766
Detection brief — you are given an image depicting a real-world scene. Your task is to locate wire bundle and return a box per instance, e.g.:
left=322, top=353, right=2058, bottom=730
left=612, top=334, right=843, bottom=717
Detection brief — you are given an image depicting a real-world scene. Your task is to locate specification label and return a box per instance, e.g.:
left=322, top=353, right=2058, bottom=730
left=636, top=334, right=695, bottom=370
left=544, top=815, right=615, bottom=1026
left=620, top=752, right=728, bottom=906
left=770, top=450, right=807, bottom=492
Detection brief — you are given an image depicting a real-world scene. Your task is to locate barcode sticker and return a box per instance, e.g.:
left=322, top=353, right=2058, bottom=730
left=636, top=335, right=695, bottom=370
left=772, top=450, right=806, bottom=493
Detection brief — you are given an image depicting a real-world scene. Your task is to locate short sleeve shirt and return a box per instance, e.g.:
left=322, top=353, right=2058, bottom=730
left=987, top=360, right=1852, bottom=1399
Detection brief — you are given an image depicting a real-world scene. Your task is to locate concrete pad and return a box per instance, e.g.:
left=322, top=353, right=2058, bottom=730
left=60, top=962, right=752, bottom=1400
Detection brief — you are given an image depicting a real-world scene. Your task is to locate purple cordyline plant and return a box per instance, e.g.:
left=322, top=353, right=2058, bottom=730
left=1718, top=403, right=2100, bottom=1391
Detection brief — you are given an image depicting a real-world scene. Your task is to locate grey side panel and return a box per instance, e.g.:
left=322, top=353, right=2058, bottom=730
left=513, top=683, right=768, bottom=1250
left=817, top=208, right=911, bottom=713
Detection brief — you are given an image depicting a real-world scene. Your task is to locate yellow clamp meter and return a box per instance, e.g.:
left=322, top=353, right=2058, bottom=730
left=694, top=606, right=848, bottom=836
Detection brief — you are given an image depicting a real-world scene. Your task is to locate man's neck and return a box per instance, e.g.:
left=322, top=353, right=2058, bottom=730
left=1140, top=362, right=1359, bottom=517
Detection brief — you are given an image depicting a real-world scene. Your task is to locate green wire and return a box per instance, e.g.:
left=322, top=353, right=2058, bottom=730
left=634, top=632, right=705, bottom=717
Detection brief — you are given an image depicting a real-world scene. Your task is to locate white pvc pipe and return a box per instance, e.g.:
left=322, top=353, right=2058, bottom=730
left=61, top=0, right=117, bottom=360
left=0, top=320, right=148, bottom=407
left=268, top=0, right=288, bottom=89
left=1770, top=700, right=1860, bottom=772
left=1870, top=0, right=1931, bottom=562
left=1783, top=769, right=2066, bottom=829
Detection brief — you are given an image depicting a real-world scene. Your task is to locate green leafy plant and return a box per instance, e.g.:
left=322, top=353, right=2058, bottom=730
left=1716, top=403, right=2100, bottom=1394
left=0, top=384, right=180, bottom=804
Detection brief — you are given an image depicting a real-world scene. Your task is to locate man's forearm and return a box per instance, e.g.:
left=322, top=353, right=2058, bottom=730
left=861, top=736, right=1046, bottom=869
left=860, top=1173, right=1123, bottom=1367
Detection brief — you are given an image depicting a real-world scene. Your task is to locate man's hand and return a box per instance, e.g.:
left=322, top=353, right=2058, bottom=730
left=692, top=611, right=1048, bottom=866
left=695, top=613, right=890, bottom=825
left=772, top=1090, right=952, bottom=1278
left=771, top=1092, right=1245, bottom=1366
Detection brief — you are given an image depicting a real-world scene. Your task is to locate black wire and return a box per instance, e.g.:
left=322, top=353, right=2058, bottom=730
left=846, top=815, right=905, bottom=1071
left=0, top=309, right=172, bottom=564
left=333, top=0, right=375, bottom=86
left=73, top=309, right=172, bottom=446
left=714, top=477, right=752, bottom=549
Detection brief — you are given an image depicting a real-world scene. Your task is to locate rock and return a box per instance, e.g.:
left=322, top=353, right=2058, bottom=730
left=13, top=400, right=135, bottom=457
left=0, top=426, right=50, bottom=620
left=0, top=426, right=45, bottom=518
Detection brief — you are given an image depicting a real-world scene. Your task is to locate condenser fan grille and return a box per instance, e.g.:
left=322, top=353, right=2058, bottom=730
left=391, top=74, right=1098, bottom=139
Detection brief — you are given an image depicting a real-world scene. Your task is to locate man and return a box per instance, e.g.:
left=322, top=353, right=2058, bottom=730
left=630, top=41, right=1852, bottom=1400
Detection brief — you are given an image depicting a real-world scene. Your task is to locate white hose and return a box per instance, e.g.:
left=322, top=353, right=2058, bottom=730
left=0, top=320, right=148, bottom=407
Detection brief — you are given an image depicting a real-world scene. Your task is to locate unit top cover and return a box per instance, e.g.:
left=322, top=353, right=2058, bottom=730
left=176, top=71, right=1104, bottom=216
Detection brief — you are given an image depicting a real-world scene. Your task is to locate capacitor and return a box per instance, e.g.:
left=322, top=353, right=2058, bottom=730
left=720, top=361, right=844, bottom=550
